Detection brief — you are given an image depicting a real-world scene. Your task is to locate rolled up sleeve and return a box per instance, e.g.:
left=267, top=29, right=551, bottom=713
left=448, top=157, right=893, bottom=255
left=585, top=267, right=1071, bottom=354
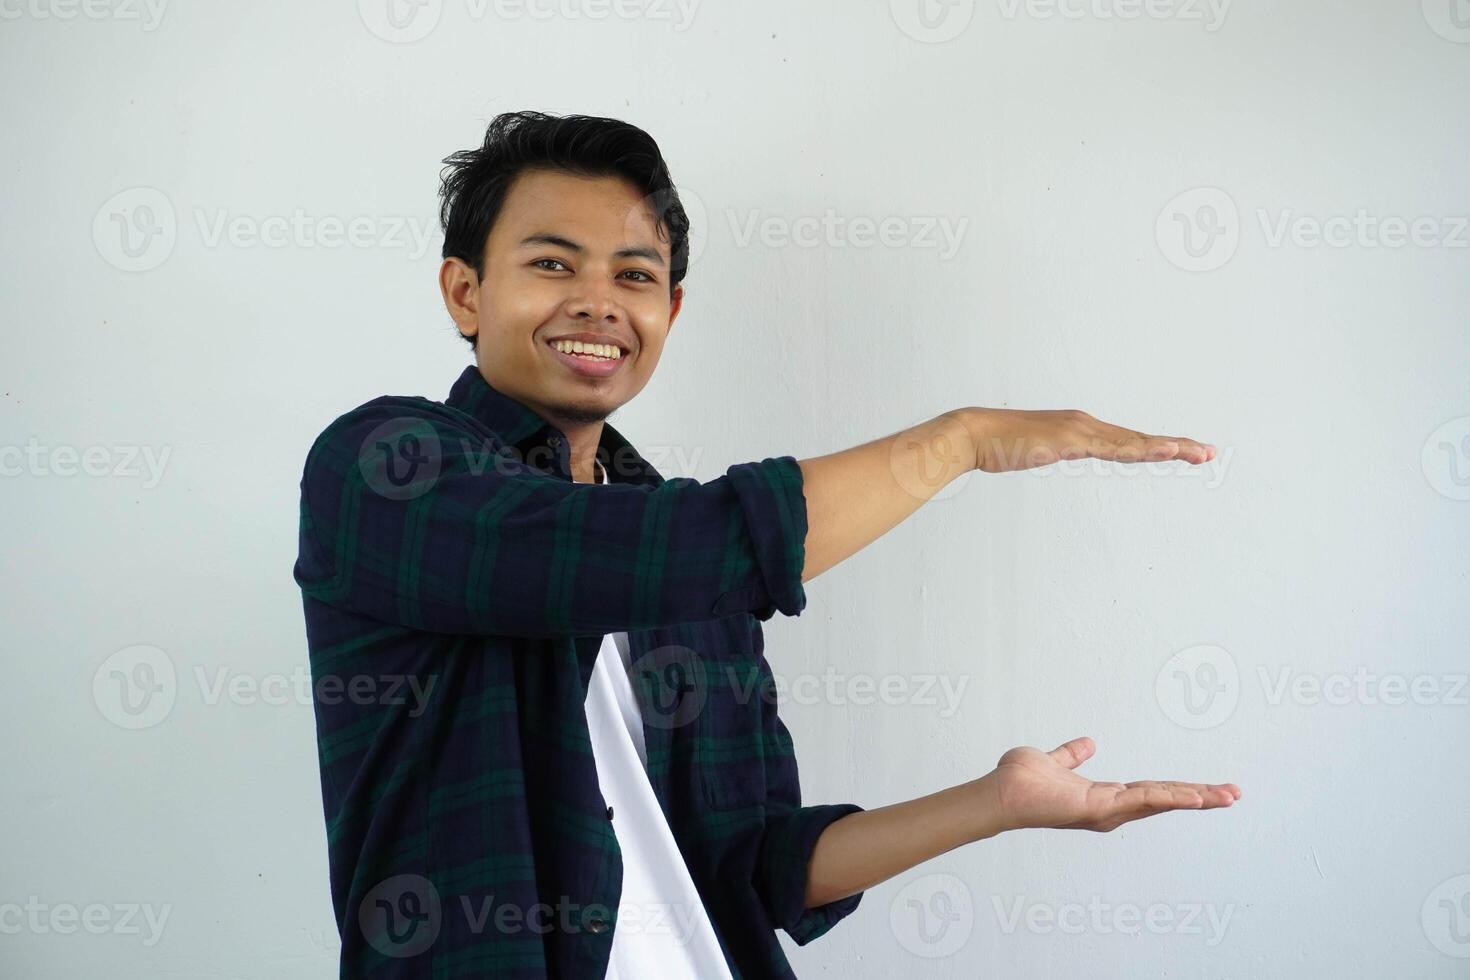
left=754, top=802, right=866, bottom=945
left=711, top=454, right=809, bottom=622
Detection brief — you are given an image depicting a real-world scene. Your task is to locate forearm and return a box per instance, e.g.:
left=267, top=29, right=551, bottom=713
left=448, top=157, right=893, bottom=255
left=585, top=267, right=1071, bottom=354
left=797, top=409, right=976, bottom=582
left=802, top=773, right=1003, bottom=909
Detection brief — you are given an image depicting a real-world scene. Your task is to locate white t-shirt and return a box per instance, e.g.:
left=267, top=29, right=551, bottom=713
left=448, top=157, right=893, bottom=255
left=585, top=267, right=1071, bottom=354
left=581, top=460, right=735, bottom=980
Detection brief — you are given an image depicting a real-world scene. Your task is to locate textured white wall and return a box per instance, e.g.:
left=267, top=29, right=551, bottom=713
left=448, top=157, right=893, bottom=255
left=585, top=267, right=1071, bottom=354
left=3, top=0, right=1468, bottom=976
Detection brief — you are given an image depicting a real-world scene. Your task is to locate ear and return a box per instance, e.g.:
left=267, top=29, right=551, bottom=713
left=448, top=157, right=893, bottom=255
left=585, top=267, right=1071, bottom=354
left=439, top=257, right=481, bottom=341
left=666, top=282, right=685, bottom=337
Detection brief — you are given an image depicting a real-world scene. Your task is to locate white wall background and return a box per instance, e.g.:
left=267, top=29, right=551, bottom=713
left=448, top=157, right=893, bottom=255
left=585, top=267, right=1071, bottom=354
left=3, top=1, right=1468, bottom=976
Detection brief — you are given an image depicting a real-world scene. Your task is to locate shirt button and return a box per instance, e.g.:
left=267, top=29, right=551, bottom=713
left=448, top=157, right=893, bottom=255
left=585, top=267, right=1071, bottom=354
left=606, top=805, right=614, bottom=820
left=588, top=916, right=609, bottom=934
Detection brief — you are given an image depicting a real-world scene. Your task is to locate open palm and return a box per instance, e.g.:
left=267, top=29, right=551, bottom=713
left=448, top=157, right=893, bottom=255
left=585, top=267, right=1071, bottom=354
left=989, top=736, right=1241, bottom=834
left=968, top=408, right=1217, bottom=473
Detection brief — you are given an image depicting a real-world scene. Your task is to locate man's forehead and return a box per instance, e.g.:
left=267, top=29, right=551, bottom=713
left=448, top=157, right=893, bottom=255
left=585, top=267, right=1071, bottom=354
left=499, top=171, right=663, bottom=240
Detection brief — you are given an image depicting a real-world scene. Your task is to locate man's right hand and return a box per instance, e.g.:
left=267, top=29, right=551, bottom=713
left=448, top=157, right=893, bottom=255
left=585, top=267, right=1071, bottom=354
left=954, top=407, right=1216, bottom=474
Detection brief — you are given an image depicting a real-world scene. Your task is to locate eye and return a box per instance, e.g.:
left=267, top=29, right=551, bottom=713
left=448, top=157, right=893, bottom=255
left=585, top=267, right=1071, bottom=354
left=622, top=269, right=656, bottom=283
left=532, top=258, right=570, bottom=272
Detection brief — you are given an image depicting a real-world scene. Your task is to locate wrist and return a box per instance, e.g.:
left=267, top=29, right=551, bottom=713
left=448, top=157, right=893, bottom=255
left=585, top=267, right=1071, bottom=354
left=963, top=770, right=1013, bottom=842
left=941, top=408, right=984, bottom=472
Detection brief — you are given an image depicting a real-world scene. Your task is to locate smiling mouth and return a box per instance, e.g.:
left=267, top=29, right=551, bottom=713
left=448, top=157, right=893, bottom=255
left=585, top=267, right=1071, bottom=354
left=544, top=339, right=627, bottom=363
left=543, top=338, right=631, bottom=380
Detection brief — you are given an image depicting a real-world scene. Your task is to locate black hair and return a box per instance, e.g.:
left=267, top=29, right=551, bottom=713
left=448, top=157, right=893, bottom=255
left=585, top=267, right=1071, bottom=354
left=437, top=110, right=691, bottom=351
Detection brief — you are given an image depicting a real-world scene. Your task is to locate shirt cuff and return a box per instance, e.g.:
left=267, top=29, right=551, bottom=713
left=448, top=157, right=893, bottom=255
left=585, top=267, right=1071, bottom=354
left=713, top=455, right=810, bottom=621
left=757, top=802, right=866, bottom=945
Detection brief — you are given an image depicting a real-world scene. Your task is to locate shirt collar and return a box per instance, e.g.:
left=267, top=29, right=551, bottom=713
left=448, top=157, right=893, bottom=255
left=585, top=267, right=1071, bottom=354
left=445, top=364, right=663, bottom=487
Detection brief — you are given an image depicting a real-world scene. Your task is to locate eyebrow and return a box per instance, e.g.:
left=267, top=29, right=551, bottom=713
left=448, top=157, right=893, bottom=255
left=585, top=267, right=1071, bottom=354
left=516, top=233, right=666, bottom=267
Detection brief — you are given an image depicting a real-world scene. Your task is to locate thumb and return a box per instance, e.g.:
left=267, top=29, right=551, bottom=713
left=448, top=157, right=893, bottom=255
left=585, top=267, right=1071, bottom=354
left=1048, top=736, right=1095, bottom=770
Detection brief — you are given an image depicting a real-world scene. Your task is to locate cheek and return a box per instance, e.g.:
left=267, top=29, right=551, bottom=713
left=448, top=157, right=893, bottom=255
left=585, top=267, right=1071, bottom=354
left=628, top=307, right=672, bottom=354
left=482, top=280, right=559, bottom=333
left=629, top=329, right=666, bottom=369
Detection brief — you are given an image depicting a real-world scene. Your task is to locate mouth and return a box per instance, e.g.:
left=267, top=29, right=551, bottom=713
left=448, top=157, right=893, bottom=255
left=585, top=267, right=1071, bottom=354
left=543, top=338, right=629, bottom=379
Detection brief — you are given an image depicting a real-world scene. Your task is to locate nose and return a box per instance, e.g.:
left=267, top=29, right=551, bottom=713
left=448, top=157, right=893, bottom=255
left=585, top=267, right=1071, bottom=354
left=564, top=278, right=623, bottom=325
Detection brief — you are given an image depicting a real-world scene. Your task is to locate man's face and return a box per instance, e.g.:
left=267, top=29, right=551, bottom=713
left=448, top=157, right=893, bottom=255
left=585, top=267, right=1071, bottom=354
left=441, top=168, right=684, bottom=427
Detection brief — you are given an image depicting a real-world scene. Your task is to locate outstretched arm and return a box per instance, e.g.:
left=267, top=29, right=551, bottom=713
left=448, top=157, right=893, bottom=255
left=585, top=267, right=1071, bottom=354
left=802, top=737, right=1242, bottom=909
left=300, top=396, right=1211, bottom=636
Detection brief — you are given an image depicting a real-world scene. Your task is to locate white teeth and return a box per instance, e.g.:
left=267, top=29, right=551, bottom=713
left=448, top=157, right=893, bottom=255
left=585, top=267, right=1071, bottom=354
left=550, top=339, right=622, bottom=360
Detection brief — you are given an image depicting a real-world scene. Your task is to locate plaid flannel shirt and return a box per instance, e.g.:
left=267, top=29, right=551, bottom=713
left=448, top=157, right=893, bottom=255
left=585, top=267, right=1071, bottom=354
left=293, top=364, right=865, bottom=978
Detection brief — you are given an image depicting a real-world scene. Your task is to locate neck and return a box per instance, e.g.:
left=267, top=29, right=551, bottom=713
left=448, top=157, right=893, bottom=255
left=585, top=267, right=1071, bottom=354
left=560, top=420, right=604, bottom=484
left=473, top=366, right=610, bottom=484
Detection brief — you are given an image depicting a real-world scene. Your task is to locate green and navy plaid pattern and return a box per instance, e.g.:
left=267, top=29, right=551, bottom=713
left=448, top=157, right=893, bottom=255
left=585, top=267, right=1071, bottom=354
left=293, top=365, right=865, bottom=978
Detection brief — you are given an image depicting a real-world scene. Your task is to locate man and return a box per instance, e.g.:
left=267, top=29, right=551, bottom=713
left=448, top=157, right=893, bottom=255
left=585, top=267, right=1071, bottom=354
left=293, top=110, right=1240, bottom=978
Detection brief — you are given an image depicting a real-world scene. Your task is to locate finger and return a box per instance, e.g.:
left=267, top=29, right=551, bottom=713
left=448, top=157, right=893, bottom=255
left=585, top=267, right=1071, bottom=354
left=1128, top=779, right=1241, bottom=800
left=1047, top=736, right=1095, bottom=770
left=1109, top=783, right=1203, bottom=815
left=1117, top=780, right=1239, bottom=811
left=1084, top=425, right=1178, bottom=464
left=1086, top=422, right=1215, bottom=465
left=1084, top=780, right=1240, bottom=832
left=1147, top=435, right=1216, bottom=464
